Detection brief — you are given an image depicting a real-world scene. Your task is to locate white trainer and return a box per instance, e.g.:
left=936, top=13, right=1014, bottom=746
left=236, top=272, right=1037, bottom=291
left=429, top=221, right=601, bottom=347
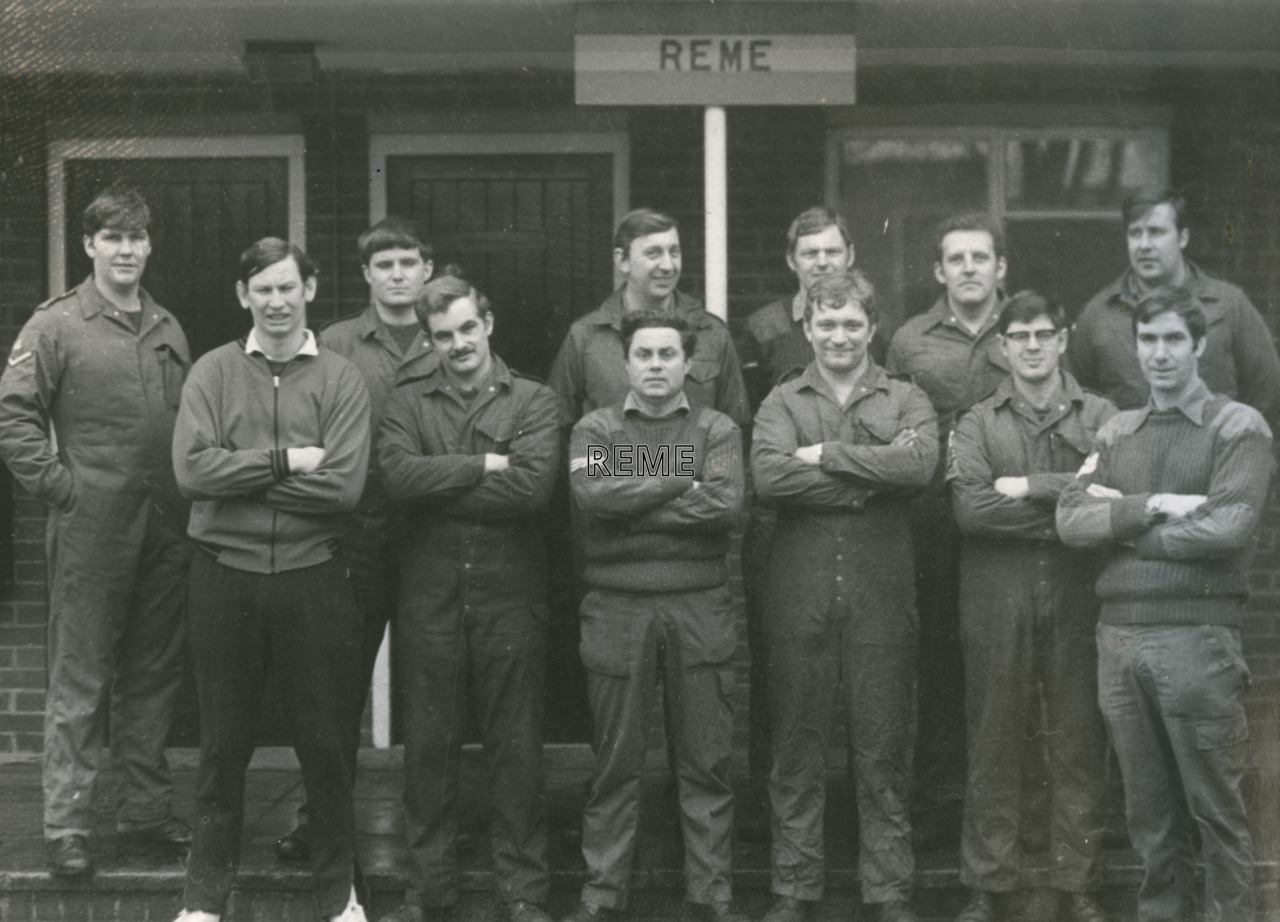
left=329, top=886, right=369, bottom=922
left=173, top=912, right=221, bottom=922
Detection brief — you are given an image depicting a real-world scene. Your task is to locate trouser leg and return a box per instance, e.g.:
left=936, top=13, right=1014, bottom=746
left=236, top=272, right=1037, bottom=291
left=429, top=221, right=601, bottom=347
left=958, top=581, right=1032, bottom=893
left=1097, top=625, right=1197, bottom=922
left=1042, top=592, right=1106, bottom=894
left=112, top=506, right=190, bottom=830
left=742, top=507, right=775, bottom=798
left=42, top=502, right=145, bottom=837
left=579, top=592, right=657, bottom=911
left=182, top=555, right=267, bottom=915
left=472, top=608, right=550, bottom=906
left=846, top=634, right=917, bottom=904
left=270, top=559, right=363, bottom=919
left=399, top=606, right=469, bottom=909
left=767, top=627, right=838, bottom=901
left=665, top=588, right=736, bottom=906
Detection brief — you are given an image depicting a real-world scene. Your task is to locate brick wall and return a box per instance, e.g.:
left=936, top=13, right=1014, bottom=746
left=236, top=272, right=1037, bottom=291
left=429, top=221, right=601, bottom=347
left=0, top=65, right=1278, bottom=753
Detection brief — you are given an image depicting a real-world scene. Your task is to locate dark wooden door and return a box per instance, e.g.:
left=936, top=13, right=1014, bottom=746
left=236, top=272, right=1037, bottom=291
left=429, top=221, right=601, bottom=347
left=62, top=156, right=292, bottom=746
left=64, top=157, right=291, bottom=359
left=387, top=152, right=617, bottom=743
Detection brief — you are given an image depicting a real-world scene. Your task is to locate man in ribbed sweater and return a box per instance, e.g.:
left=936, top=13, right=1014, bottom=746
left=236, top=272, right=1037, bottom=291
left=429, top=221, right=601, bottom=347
left=564, top=311, right=746, bottom=922
left=1057, top=286, right=1274, bottom=922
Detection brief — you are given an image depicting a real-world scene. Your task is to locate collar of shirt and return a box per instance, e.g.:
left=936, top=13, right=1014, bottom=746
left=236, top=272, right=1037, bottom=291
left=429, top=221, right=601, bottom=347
left=623, top=390, right=692, bottom=418
left=790, top=290, right=807, bottom=324
left=1115, top=259, right=1219, bottom=309
left=918, top=295, right=1004, bottom=339
left=76, top=274, right=161, bottom=327
left=592, top=288, right=703, bottom=330
left=245, top=327, right=319, bottom=358
left=1133, top=377, right=1213, bottom=427
left=796, top=359, right=887, bottom=406
left=991, top=371, right=1085, bottom=424
left=357, top=304, right=427, bottom=354
left=419, top=353, right=511, bottom=397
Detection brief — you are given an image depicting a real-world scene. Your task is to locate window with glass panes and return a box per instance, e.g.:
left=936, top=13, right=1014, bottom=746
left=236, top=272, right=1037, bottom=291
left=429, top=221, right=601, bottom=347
left=827, top=128, right=1169, bottom=332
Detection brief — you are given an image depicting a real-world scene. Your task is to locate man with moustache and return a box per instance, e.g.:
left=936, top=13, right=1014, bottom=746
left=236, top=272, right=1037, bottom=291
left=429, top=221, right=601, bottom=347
left=1070, top=188, right=1280, bottom=426
left=564, top=311, right=746, bottom=922
left=948, top=291, right=1115, bottom=922
left=737, top=206, right=857, bottom=816
left=171, top=238, right=371, bottom=922
left=549, top=208, right=749, bottom=432
left=0, top=185, right=193, bottom=876
left=377, top=273, right=559, bottom=922
left=1058, top=286, right=1274, bottom=922
left=754, top=272, right=938, bottom=922
left=885, top=213, right=1011, bottom=833
left=274, top=217, right=435, bottom=863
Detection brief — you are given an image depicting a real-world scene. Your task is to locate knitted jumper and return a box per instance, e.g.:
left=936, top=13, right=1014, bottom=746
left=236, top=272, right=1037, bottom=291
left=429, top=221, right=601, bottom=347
left=1057, top=384, right=1274, bottom=626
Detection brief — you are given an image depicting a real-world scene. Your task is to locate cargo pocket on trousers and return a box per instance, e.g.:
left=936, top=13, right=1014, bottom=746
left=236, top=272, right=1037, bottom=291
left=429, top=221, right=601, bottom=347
left=1195, top=713, right=1249, bottom=750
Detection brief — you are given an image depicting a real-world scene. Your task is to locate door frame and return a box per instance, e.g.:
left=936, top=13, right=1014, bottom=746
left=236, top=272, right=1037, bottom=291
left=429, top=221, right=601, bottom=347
left=365, top=129, right=629, bottom=748
left=48, top=135, right=307, bottom=296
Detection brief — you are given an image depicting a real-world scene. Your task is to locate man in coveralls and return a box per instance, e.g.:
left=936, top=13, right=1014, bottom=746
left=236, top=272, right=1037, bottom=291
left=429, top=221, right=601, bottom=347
left=1070, top=188, right=1280, bottom=427
left=885, top=213, right=1010, bottom=837
left=753, top=272, right=938, bottom=922
left=376, top=273, right=559, bottom=922
left=564, top=311, right=746, bottom=922
left=171, top=238, right=371, bottom=922
left=1058, top=287, right=1274, bottom=922
left=0, top=185, right=193, bottom=876
left=273, top=217, right=435, bottom=863
left=947, top=291, right=1115, bottom=922
left=736, top=207, right=856, bottom=813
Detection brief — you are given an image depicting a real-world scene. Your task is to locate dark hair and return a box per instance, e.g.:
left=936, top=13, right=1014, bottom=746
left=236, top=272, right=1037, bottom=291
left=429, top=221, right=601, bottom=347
left=803, top=270, right=878, bottom=325
left=1122, top=187, right=1188, bottom=231
left=934, top=212, right=1006, bottom=261
left=82, top=184, right=150, bottom=236
left=787, top=206, right=853, bottom=254
left=620, top=310, right=697, bottom=360
left=613, top=208, right=678, bottom=255
left=997, top=289, right=1067, bottom=335
left=357, top=216, right=432, bottom=265
left=1132, top=286, right=1206, bottom=346
left=418, top=267, right=492, bottom=323
left=237, top=237, right=317, bottom=285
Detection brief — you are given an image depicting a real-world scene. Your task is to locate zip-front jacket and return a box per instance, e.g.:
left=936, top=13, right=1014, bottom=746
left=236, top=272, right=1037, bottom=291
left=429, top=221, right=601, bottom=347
left=173, top=330, right=370, bottom=574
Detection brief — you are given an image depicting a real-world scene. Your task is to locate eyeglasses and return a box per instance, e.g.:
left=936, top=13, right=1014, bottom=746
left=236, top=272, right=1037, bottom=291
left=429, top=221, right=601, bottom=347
left=1002, top=329, right=1061, bottom=346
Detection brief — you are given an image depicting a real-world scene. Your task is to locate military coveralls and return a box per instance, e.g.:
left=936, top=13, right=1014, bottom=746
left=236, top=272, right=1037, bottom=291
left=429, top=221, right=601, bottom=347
left=378, top=356, right=559, bottom=910
left=1070, top=262, right=1280, bottom=426
left=751, top=362, right=938, bottom=905
left=570, top=396, right=744, bottom=911
left=0, top=277, right=191, bottom=838
left=947, top=373, right=1115, bottom=893
left=885, top=297, right=1008, bottom=799
left=320, top=307, right=434, bottom=698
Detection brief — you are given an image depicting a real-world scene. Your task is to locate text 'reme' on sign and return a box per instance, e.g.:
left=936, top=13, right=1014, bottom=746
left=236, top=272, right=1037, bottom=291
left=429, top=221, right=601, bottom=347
left=575, top=2, right=856, bottom=106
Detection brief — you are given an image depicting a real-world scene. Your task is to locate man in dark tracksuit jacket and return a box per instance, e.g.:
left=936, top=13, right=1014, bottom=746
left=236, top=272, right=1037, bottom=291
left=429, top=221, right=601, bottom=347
left=376, top=274, right=559, bottom=922
left=1058, top=287, right=1274, bottom=922
left=564, top=310, right=745, bottom=922
left=947, top=292, right=1115, bottom=922
left=172, top=239, right=371, bottom=922
left=736, top=207, right=856, bottom=808
left=0, top=186, right=192, bottom=876
left=753, top=273, right=938, bottom=922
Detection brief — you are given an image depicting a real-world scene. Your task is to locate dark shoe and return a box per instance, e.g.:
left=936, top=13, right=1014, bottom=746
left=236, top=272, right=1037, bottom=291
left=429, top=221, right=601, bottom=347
left=377, top=907, right=425, bottom=922
left=1063, top=894, right=1108, bottom=922
left=119, top=816, right=193, bottom=851
left=954, top=891, right=997, bottom=922
left=560, top=901, right=617, bottom=922
left=509, top=901, right=555, bottom=922
left=46, top=834, right=93, bottom=877
left=274, top=825, right=310, bottom=863
left=871, top=899, right=920, bottom=922
left=700, top=901, right=749, bottom=922
left=761, top=896, right=808, bottom=922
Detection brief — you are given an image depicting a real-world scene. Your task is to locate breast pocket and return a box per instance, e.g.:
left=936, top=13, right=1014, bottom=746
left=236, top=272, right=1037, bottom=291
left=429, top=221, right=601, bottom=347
left=856, top=412, right=900, bottom=446
left=154, top=343, right=189, bottom=409
left=473, top=415, right=514, bottom=453
left=1052, top=427, right=1095, bottom=471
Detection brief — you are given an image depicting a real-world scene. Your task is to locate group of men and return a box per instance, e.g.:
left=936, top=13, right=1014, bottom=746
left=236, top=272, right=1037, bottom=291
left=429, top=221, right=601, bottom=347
left=0, top=182, right=1274, bottom=922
